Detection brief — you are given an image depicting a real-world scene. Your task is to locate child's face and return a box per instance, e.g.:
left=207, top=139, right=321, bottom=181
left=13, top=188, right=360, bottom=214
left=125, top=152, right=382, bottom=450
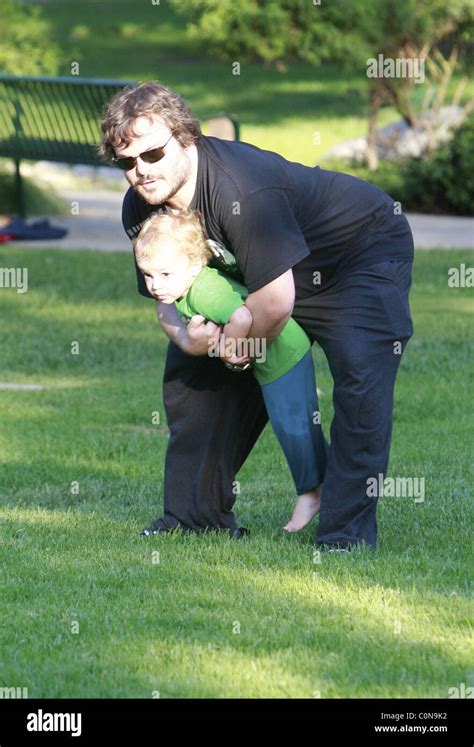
left=138, top=244, right=201, bottom=303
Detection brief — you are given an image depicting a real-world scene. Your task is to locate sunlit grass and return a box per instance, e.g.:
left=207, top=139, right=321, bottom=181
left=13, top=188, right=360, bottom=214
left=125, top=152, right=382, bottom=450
left=0, top=247, right=472, bottom=697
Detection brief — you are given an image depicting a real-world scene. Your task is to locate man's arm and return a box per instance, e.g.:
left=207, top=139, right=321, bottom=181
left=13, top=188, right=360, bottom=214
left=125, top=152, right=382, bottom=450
left=155, top=302, right=222, bottom=356
left=155, top=270, right=295, bottom=362
left=245, top=268, right=295, bottom=346
left=220, top=269, right=295, bottom=366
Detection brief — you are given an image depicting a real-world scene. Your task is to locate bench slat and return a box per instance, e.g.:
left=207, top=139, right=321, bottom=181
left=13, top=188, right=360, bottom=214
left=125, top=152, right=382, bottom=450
left=0, top=74, right=239, bottom=216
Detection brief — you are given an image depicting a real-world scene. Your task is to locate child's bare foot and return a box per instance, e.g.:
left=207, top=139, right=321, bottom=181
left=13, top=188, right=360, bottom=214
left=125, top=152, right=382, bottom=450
left=283, top=487, right=321, bottom=532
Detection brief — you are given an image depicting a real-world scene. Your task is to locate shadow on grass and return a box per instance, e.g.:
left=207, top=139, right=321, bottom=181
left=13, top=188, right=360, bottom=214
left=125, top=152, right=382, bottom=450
left=0, top=248, right=471, bottom=696
left=0, top=508, right=470, bottom=697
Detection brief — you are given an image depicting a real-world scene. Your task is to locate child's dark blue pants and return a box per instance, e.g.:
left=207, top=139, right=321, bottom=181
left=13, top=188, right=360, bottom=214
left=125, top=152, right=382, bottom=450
left=260, top=349, right=328, bottom=495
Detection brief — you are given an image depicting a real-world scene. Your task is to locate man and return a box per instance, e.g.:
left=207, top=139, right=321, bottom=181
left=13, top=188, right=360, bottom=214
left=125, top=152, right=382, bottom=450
left=99, top=81, right=414, bottom=550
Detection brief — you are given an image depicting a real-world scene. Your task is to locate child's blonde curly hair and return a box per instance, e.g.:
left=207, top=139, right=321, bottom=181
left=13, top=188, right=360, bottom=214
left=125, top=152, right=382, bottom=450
left=134, top=209, right=213, bottom=266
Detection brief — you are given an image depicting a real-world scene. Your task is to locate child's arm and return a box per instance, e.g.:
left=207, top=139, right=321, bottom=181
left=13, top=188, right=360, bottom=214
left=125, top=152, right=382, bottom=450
left=155, top=301, right=221, bottom=356
left=221, top=305, right=253, bottom=362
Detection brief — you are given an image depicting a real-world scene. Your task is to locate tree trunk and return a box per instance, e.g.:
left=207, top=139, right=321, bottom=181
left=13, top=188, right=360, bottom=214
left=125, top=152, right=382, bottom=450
left=388, top=80, right=417, bottom=127
left=367, top=85, right=384, bottom=172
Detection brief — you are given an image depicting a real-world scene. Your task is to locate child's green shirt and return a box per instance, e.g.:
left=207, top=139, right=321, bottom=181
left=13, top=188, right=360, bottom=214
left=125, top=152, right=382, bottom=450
left=175, top=266, right=310, bottom=385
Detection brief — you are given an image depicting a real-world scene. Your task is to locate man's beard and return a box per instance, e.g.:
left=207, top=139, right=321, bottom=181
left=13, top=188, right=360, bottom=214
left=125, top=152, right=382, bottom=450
left=130, top=153, right=190, bottom=206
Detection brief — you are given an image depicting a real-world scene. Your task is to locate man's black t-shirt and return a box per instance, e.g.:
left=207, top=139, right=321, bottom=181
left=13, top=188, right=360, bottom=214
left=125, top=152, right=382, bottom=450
left=122, top=135, right=414, bottom=301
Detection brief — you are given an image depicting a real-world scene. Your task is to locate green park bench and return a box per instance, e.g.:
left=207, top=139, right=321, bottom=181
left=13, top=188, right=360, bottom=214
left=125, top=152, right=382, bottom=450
left=0, top=74, right=240, bottom=217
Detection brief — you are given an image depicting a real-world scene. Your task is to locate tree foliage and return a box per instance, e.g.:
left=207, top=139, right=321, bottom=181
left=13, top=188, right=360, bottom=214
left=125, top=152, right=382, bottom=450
left=0, top=0, right=59, bottom=76
left=170, top=0, right=473, bottom=69
left=170, top=0, right=473, bottom=169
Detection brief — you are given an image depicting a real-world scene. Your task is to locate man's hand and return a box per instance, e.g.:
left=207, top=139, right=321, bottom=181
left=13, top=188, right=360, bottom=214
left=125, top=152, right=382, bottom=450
left=155, top=303, right=221, bottom=356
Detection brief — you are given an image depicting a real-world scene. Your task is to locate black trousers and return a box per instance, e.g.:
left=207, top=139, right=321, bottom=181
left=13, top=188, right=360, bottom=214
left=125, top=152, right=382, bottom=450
left=152, top=258, right=413, bottom=549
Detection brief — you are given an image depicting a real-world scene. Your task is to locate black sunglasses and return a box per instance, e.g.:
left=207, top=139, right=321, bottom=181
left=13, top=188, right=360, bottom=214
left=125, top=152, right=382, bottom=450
left=112, top=133, right=173, bottom=171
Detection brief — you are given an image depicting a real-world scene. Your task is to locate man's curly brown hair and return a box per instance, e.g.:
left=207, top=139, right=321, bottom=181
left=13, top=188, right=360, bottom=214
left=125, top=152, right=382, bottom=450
left=98, top=81, right=201, bottom=163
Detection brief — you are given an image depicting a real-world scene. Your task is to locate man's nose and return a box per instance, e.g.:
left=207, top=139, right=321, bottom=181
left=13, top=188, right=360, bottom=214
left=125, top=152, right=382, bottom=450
left=135, top=155, right=154, bottom=178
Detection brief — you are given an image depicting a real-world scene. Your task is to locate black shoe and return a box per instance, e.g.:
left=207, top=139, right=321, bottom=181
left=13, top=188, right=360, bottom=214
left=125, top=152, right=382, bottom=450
left=231, top=527, right=250, bottom=540
left=139, top=525, right=250, bottom=539
left=319, top=541, right=351, bottom=553
left=139, top=526, right=173, bottom=537
left=320, top=540, right=369, bottom=553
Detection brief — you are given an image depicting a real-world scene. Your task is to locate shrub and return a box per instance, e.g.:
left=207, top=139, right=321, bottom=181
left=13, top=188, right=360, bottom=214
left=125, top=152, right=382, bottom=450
left=404, top=113, right=474, bottom=215
left=323, top=114, right=474, bottom=215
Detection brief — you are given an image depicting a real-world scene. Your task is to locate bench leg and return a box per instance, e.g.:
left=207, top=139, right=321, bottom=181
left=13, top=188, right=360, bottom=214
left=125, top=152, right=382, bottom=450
left=14, top=159, right=26, bottom=219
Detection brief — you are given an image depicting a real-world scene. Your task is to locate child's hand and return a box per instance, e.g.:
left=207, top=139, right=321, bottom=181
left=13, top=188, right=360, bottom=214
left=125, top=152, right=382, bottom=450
left=219, top=337, right=252, bottom=367
left=220, top=306, right=253, bottom=367
left=186, top=315, right=223, bottom=356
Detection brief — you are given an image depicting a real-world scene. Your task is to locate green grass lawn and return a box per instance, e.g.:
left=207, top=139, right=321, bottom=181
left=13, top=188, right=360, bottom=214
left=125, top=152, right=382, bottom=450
left=0, top=247, right=472, bottom=698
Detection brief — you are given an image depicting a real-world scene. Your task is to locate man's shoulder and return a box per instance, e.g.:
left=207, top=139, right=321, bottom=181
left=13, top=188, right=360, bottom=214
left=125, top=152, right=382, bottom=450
left=200, top=135, right=294, bottom=198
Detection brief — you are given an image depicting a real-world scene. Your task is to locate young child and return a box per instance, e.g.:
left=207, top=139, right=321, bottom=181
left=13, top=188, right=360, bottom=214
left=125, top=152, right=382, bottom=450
left=134, top=209, right=329, bottom=532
